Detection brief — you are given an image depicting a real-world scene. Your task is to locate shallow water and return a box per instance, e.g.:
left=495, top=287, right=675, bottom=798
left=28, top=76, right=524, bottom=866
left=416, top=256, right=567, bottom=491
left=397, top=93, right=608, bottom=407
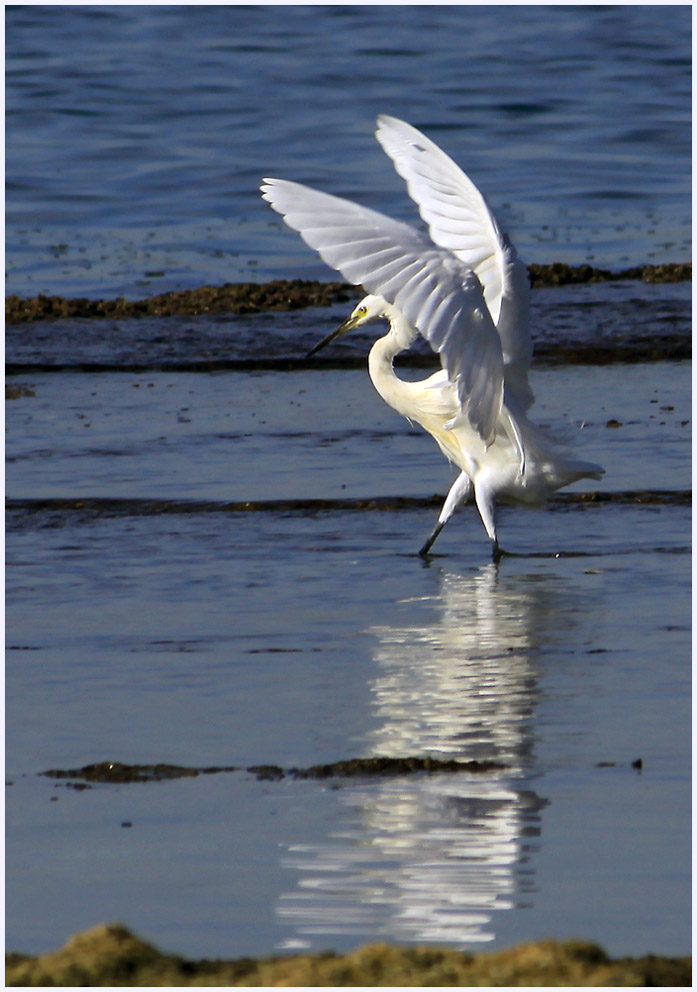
left=5, top=497, right=691, bottom=959
left=6, top=286, right=691, bottom=959
left=3, top=360, right=690, bottom=503
left=6, top=5, right=691, bottom=298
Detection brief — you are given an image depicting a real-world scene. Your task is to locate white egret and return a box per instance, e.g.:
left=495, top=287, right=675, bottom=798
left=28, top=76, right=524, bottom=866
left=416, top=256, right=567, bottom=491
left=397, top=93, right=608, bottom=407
left=261, top=115, right=604, bottom=559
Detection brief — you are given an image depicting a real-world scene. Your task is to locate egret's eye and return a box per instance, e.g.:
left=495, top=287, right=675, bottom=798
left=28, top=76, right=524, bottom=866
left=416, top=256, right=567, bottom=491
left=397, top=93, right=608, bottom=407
left=356, top=306, right=367, bottom=317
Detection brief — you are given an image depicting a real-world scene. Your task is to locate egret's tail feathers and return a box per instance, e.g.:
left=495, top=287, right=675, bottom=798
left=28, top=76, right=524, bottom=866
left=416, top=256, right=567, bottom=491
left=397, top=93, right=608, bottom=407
left=544, top=457, right=605, bottom=490
left=566, top=460, right=605, bottom=482
left=585, top=464, right=605, bottom=481
left=500, top=402, right=604, bottom=490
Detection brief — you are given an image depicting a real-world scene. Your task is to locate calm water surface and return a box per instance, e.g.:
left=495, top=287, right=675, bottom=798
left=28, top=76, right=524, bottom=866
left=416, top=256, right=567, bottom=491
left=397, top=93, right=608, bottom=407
left=6, top=5, right=691, bottom=297
left=6, top=487, right=691, bottom=958
left=6, top=314, right=691, bottom=959
left=5, top=2, right=692, bottom=965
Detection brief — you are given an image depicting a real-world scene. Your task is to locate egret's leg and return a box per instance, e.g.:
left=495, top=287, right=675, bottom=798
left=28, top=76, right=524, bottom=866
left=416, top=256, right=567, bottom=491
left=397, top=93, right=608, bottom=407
left=418, top=471, right=472, bottom=556
left=474, top=484, right=500, bottom=561
left=418, top=520, right=444, bottom=557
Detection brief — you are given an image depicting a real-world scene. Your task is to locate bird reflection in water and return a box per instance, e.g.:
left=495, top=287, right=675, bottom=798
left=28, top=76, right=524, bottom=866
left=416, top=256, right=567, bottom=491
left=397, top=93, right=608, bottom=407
left=277, top=564, right=561, bottom=949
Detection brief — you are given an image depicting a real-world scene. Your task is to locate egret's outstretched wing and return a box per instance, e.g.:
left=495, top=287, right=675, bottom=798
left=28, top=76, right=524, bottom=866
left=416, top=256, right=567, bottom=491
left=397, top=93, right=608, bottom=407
left=375, top=115, right=533, bottom=410
left=261, top=177, right=504, bottom=442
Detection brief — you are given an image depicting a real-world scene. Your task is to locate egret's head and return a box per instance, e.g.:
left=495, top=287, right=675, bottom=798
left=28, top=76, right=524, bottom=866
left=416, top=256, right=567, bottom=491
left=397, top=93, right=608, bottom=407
left=348, top=294, right=391, bottom=325
left=306, top=295, right=389, bottom=358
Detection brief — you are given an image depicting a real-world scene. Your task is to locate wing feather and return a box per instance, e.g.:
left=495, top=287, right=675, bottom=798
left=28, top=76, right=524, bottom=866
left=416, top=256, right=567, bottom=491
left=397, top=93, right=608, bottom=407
left=261, top=177, right=504, bottom=441
left=375, top=115, right=534, bottom=410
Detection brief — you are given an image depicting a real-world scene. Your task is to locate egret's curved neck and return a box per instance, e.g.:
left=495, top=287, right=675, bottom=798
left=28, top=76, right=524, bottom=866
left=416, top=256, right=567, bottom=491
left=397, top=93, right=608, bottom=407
left=373, top=309, right=417, bottom=361
left=367, top=311, right=419, bottom=417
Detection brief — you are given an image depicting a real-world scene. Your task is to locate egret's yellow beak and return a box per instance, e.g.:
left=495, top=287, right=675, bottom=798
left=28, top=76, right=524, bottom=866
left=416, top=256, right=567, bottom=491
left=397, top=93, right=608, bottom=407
left=306, top=312, right=362, bottom=358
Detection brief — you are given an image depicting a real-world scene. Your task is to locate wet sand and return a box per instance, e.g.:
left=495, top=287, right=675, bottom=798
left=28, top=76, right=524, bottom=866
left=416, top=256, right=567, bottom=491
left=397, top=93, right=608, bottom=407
left=5, top=923, right=691, bottom=986
left=4, top=262, right=691, bottom=325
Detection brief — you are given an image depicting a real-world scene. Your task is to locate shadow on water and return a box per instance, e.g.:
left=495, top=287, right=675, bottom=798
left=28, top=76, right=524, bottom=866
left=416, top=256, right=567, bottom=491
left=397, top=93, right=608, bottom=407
left=276, top=563, right=572, bottom=947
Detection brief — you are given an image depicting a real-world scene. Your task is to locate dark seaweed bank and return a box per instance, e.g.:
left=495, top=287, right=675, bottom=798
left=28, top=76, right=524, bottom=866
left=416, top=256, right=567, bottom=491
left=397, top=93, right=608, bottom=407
left=5, top=279, right=353, bottom=324
left=4, top=262, right=690, bottom=324
left=5, top=924, right=691, bottom=986
left=39, top=755, right=507, bottom=785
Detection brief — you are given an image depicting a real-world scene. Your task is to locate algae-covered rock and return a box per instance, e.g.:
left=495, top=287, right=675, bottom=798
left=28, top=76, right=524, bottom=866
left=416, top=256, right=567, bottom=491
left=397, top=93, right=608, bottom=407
left=5, top=923, right=691, bottom=986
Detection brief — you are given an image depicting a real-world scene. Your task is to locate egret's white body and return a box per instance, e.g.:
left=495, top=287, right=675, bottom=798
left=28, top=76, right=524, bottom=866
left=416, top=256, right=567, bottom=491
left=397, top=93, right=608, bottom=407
left=261, top=115, right=604, bottom=557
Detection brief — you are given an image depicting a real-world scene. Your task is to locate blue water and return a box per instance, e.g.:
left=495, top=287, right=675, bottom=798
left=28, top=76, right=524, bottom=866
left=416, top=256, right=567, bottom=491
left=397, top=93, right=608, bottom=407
left=5, top=3, right=692, bottom=965
left=6, top=4, right=691, bottom=298
left=6, top=346, right=692, bottom=959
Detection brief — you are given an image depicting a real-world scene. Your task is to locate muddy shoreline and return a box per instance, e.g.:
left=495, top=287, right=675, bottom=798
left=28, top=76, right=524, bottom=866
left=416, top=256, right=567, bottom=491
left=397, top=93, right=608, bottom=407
left=6, top=924, right=691, bottom=986
left=4, top=262, right=691, bottom=325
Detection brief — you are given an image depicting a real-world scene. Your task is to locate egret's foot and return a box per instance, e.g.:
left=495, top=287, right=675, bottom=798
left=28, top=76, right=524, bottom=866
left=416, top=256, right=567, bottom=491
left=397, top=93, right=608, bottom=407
left=492, top=541, right=511, bottom=563
left=418, top=521, right=444, bottom=557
